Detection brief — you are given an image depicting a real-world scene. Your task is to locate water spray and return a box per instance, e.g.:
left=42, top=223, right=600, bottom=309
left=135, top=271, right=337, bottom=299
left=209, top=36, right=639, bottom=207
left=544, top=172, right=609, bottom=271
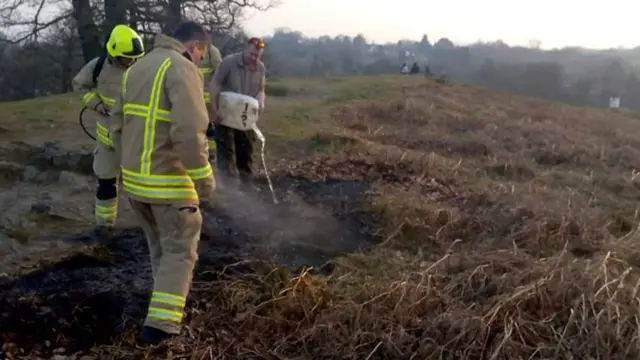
left=251, top=123, right=278, bottom=204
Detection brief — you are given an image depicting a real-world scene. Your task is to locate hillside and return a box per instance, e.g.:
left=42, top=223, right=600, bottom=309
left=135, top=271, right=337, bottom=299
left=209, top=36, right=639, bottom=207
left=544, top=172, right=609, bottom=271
left=2, top=75, right=640, bottom=359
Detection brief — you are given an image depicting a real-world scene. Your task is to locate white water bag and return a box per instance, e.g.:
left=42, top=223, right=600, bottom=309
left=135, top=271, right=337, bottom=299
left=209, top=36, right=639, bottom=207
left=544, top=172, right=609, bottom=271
left=218, top=91, right=261, bottom=131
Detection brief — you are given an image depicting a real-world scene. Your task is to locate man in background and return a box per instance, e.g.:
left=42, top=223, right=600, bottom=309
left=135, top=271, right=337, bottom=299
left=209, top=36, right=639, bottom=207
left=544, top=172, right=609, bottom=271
left=208, top=37, right=267, bottom=188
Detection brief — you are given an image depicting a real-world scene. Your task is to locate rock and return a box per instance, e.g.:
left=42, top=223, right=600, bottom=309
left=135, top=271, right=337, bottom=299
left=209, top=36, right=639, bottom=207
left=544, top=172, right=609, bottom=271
left=22, top=165, right=40, bottom=182
left=43, top=141, right=62, bottom=152
left=22, top=165, right=58, bottom=184
left=0, top=231, right=21, bottom=254
left=30, top=203, right=51, bottom=214
left=28, top=141, right=93, bottom=175
left=57, top=171, right=89, bottom=191
left=0, top=160, right=23, bottom=183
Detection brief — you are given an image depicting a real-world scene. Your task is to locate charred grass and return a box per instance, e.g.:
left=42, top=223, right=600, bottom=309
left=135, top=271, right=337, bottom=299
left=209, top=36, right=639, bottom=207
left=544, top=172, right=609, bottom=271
left=5, top=76, right=640, bottom=359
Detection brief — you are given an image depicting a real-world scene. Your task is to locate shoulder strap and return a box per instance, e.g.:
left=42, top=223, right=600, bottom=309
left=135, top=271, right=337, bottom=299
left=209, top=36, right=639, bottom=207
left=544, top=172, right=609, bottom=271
left=92, top=54, right=108, bottom=85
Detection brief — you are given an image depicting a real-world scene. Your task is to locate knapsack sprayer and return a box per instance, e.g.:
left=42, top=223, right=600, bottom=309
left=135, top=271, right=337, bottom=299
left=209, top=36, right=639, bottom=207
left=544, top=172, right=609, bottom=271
left=218, top=91, right=278, bottom=204
left=78, top=55, right=109, bottom=142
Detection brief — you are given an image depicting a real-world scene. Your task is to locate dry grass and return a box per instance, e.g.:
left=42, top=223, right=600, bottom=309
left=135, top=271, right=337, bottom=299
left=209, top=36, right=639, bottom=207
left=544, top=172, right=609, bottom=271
left=6, top=75, right=640, bottom=359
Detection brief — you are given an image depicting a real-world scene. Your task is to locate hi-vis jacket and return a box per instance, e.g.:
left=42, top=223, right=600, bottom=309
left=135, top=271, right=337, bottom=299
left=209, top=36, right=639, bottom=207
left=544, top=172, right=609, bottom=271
left=72, top=57, right=125, bottom=147
left=200, top=44, right=222, bottom=105
left=110, top=34, right=213, bottom=206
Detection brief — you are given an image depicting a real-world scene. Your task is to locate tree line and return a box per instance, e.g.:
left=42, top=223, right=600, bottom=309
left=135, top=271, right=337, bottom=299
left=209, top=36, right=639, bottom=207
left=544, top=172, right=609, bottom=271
left=1, top=2, right=640, bottom=111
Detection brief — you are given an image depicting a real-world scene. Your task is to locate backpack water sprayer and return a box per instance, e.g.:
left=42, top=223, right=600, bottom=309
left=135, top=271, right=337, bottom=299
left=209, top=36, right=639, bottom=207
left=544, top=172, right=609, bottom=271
left=79, top=107, right=97, bottom=141
left=78, top=55, right=109, bottom=142
left=218, top=91, right=278, bottom=204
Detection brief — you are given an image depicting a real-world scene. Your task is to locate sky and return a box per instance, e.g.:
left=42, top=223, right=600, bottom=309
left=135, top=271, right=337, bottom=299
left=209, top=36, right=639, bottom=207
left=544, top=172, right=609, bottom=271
left=243, top=0, right=640, bottom=50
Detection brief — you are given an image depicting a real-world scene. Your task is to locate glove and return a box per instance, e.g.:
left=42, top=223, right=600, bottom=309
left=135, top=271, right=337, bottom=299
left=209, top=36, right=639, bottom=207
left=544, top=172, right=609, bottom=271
left=194, top=175, right=215, bottom=203
left=94, top=103, right=110, bottom=116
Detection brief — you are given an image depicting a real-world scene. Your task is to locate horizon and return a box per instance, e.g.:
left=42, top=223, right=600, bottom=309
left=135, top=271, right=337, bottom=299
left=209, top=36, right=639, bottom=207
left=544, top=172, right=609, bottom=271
left=243, top=0, right=640, bottom=51
left=4, top=0, right=640, bottom=51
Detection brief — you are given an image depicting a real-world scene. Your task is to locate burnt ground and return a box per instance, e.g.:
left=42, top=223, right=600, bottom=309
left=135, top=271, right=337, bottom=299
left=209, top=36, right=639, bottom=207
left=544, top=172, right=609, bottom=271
left=8, top=77, right=640, bottom=359
left=0, top=147, right=377, bottom=357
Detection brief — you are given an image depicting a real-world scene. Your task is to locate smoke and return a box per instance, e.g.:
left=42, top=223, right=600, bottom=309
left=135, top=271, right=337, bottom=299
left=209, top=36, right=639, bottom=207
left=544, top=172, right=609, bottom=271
left=204, top=174, right=366, bottom=269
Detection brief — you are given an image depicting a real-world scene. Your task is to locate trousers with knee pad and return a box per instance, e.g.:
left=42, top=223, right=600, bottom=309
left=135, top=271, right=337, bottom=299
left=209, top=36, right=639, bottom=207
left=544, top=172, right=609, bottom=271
left=93, top=143, right=120, bottom=227
left=128, top=199, right=203, bottom=335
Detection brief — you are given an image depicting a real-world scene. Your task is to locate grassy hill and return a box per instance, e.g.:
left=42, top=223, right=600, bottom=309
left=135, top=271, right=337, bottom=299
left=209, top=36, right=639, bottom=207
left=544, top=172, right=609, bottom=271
left=2, top=75, right=640, bottom=359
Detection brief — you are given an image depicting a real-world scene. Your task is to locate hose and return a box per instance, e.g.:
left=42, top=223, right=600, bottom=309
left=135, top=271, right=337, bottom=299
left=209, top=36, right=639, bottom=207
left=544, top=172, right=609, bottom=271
left=79, top=107, right=97, bottom=141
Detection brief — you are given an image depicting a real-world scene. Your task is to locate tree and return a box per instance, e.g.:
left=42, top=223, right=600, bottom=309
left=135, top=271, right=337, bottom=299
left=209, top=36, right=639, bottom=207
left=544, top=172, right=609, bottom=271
left=475, top=58, right=497, bottom=87
left=0, top=0, right=278, bottom=61
left=601, top=59, right=627, bottom=98
left=624, top=73, right=640, bottom=110
left=519, top=61, right=564, bottom=99
left=418, top=34, right=431, bottom=54
left=433, top=37, right=454, bottom=49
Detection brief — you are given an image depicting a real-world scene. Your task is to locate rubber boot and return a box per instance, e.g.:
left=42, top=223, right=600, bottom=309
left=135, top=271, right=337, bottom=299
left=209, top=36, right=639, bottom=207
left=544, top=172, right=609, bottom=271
left=140, top=325, right=175, bottom=345
left=90, top=224, right=114, bottom=246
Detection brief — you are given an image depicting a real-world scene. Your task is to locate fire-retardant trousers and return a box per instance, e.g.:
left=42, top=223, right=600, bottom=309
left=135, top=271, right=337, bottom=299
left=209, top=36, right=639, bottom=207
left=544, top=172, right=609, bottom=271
left=93, top=142, right=119, bottom=227
left=127, top=199, right=203, bottom=334
left=206, top=122, right=217, bottom=163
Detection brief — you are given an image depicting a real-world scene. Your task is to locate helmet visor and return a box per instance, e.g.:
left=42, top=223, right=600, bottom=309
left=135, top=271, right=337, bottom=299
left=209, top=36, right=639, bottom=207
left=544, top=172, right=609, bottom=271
left=121, top=37, right=145, bottom=58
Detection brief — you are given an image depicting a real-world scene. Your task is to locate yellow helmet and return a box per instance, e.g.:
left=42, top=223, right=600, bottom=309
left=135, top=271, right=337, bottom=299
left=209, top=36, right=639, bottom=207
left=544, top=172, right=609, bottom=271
left=106, top=25, right=145, bottom=59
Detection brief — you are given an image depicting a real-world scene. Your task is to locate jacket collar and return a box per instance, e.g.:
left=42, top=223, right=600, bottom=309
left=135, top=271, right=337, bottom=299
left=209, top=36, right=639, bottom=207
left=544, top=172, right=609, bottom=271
left=153, top=34, right=192, bottom=61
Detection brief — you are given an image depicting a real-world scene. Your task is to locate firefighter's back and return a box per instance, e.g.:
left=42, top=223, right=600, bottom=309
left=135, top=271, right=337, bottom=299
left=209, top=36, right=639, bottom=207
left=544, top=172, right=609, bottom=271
left=119, top=43, right=201, bottom=206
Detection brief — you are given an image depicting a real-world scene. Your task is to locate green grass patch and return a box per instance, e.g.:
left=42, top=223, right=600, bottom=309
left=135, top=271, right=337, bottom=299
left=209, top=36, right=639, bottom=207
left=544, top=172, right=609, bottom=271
left=265, top=83, right=289, bottom=97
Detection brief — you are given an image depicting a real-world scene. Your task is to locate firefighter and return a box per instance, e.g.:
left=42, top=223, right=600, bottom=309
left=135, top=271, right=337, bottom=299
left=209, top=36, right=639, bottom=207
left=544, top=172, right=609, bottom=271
left=199, top=43, right=223, bottom=163
left=209, top=37, right=266, bottom=188
left=72, top=25, right=145, bottom=241
left=110, top=21, right=215, bottom=345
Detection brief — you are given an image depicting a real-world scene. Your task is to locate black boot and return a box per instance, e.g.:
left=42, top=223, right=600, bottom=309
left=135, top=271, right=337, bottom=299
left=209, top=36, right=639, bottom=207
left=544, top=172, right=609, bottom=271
left=89, top=225, right=114, bottom=245
left=139, top=325, right=175, bottom=345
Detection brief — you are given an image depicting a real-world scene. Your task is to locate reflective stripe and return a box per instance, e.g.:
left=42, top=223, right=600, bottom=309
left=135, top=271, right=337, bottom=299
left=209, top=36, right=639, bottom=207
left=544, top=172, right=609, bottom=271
left=204, top=91, right=211, bottom=103
left=96, top=122, right=113, bottom=146
left=83, top=91, right=98, bottom=106
left=121, top=67, right=131, bottom=97
left=123, top=104, right=170, bottom=122
left=98, top=92, right=115, bottom=107
left=95, top=203, right=117, bottom=221
left=148, top=307, right=183, bottom=323
left=95, top=197, right=118, bottom=226
left=200, top=67, right=213, bottom=75
left=147, top=291, right=186, bottom=323
left=141, top=58, right=173, bottom=175
left=121, top=58, right=214, bottom=201
left=208, top=139, right=216, bottom=152
left=123, top=181, right=198, bottom=199
left=152, top=291, right=186, bottom=307
left=122, top=168, right=193, bottom=186
left=186, top=165, right=213, bottom=180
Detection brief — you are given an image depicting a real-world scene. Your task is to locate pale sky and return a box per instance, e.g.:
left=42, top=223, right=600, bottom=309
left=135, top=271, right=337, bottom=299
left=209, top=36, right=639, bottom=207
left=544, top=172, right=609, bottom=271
left=243, top=0, right=640, bottom=50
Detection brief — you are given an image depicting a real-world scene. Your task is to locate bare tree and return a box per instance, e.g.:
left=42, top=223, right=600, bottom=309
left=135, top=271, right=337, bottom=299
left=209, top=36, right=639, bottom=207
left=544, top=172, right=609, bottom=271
left=0, top=0, right=277, bottom=60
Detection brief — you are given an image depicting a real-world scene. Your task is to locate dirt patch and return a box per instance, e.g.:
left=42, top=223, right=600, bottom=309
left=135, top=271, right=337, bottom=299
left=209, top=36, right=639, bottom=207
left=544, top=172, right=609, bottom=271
left=0, top=175, right=376, bottom=357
